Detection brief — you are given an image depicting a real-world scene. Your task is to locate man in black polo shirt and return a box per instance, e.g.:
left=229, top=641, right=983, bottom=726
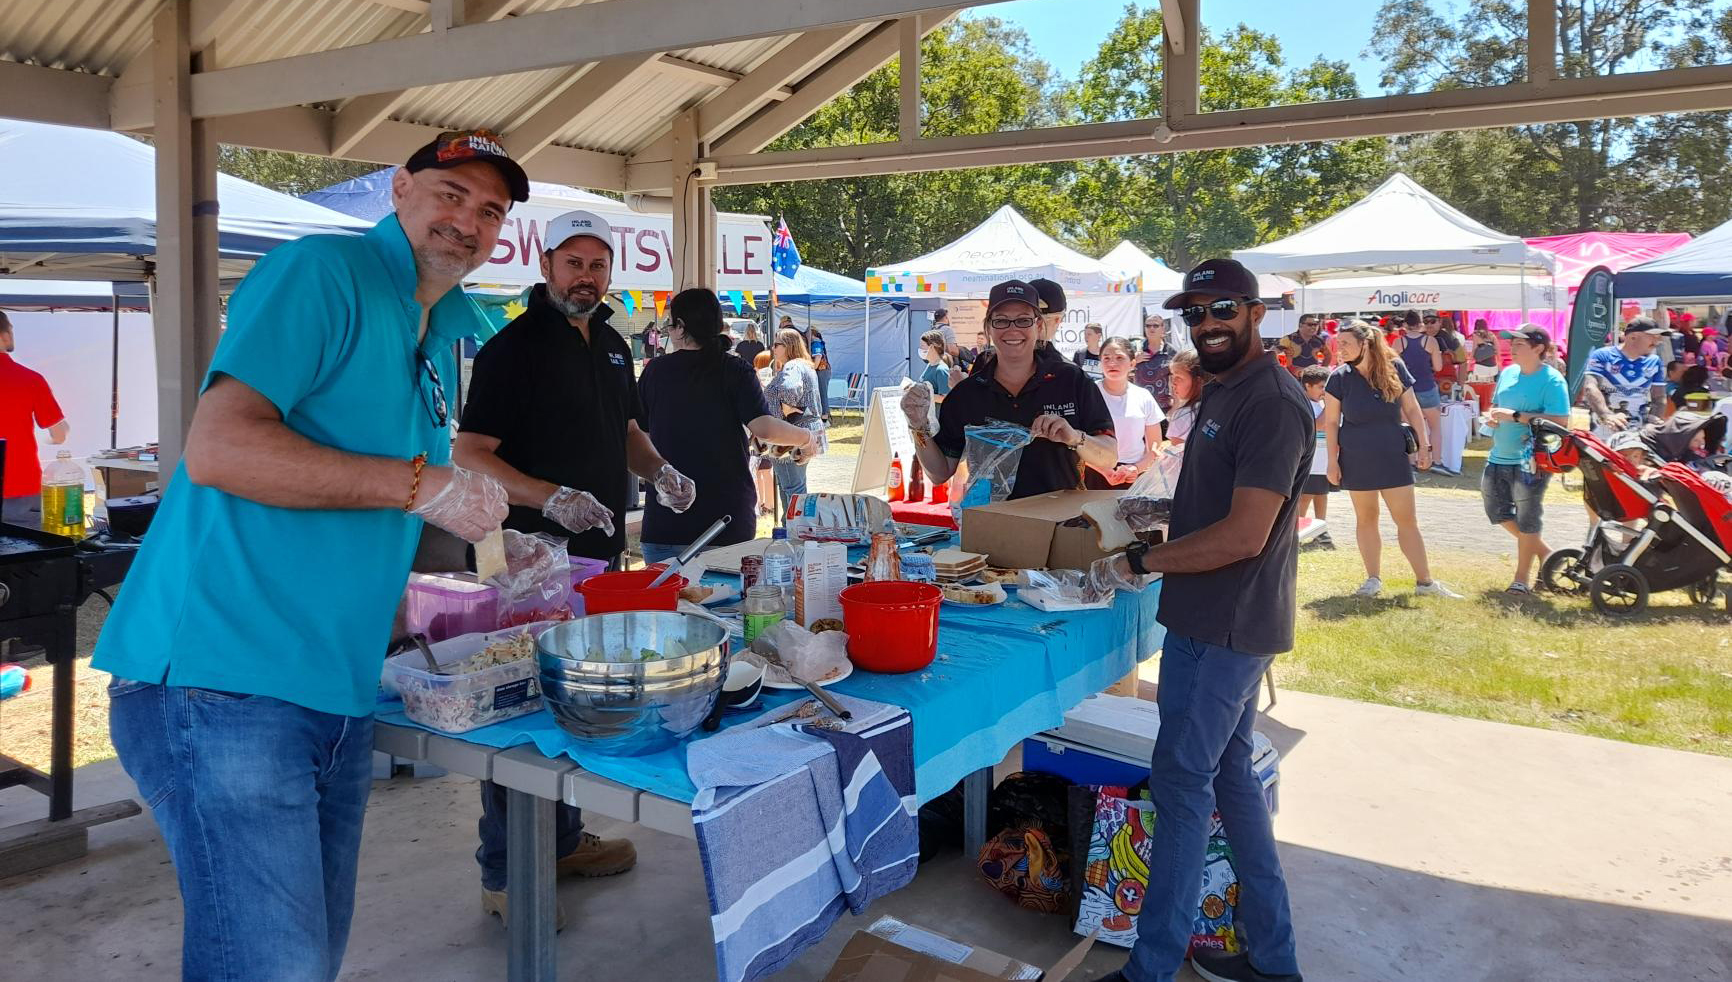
left=901, top=279, right=1117, bottom=499
left=1096, top=259, right=1310, bottom=982
left=455, top=208, right=697, bottom=922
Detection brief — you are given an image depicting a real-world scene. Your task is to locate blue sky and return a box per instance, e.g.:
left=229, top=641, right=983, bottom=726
left=982, top=0, right=1394, bottom=93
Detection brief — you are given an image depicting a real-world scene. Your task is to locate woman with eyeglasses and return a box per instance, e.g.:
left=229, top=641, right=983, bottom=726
left=765, top=327, right=825, bottom=518
left=901, top=279, right=1116, bottom=501
left=1323, top=321, right=1462, bottom=599
left=637, top=290, right=816, bottom=564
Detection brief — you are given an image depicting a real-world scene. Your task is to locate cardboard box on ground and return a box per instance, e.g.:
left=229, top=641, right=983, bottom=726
left=822, top=916, right=1094, bottom=982
left=961, top=491, right=1130, bottom=571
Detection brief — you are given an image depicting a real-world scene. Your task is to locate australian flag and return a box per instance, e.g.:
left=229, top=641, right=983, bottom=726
left=772, top=217, right=802, bottom=278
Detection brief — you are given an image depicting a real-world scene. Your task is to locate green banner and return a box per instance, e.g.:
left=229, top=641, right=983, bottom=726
left=1565, top=265, right=1615, bottom=398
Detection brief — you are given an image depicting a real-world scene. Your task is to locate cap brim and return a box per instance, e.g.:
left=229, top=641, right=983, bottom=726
left=986, top=298, right=1039, bottom=320
left=1162, top=287, right=1240, bottom=309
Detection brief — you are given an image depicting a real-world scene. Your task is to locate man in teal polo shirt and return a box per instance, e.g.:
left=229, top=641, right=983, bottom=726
left=93, top=130, right=525, bottom=981
left=1482, top=326, right=1571, bottom=595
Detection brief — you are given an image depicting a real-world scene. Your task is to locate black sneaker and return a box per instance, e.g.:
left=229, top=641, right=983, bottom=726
left=1191, top=950, right=1303, bottom=982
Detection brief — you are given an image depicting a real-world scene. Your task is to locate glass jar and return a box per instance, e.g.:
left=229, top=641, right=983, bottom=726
left=864, top=532, right=902, bottom=582
left=742, top=584, right=787, bottom=645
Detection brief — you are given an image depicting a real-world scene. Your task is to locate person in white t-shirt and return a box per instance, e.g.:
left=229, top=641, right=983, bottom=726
left=1085, top=337, right=1165, bottom=489
left=1297, top=364, right=1335, bottom=547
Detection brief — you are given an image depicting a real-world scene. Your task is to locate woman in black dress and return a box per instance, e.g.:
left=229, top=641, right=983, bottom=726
left=1322, top=321, right=1461, bottom=600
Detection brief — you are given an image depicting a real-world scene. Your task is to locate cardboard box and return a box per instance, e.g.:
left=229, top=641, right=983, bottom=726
left=960, top=490, right=1128, bottom=571
left=822, top=916, right=1092, bottom=982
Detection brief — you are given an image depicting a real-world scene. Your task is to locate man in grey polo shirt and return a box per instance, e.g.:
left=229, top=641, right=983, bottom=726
left=1096, top=258, right=1310, bottom=982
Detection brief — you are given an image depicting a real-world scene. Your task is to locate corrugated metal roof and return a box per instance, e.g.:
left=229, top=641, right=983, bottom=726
left=0, top=0, right=155, bottom=75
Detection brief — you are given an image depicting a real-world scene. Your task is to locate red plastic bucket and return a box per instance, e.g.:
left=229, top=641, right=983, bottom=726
left=577, top=568, right=687, bottom=614
left=838, top=581, right=942, bottom=673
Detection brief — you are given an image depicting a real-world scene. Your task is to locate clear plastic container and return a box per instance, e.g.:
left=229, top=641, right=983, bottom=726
left=403, top=573, right=500, bottom=643
left=380, top=625, right=551, bottom=733
left=40, top=451, right=86, bottom=539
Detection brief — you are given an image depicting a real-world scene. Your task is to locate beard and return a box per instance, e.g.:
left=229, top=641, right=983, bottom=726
left=547, top=288, right=599, bottom=319
left=1194, top=325, right=1252, bottom=374
left=411, top=223, right=482, bottom=281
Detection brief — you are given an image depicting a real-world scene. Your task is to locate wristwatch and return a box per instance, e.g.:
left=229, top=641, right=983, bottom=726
left=1126, top=540, right=1152, bottom=576
left=1513, top=411, right=1524, bottom=424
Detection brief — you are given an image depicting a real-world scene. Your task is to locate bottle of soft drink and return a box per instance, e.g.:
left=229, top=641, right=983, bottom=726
left=760, top=528, right=799, bottom=617
left=888, top=455, right=905, bottom=502
left=40, top=451, right=87, bottom=540
left=908, top=456, right=925, bottom=502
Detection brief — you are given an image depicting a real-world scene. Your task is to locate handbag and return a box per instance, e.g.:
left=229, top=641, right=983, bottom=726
left=1401, top=423, right=1420, bottom=455
left=1073, top=785, right=1243, bottom=955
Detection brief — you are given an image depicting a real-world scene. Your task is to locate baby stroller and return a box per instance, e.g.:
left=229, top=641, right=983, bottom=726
left=1641, top=412, right=1730, bottom=473
left=1530, top=420, right=1729, bottom=615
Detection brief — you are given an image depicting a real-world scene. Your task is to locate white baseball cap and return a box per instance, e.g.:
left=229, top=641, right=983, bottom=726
left=545, top=209, right=614, bottom=255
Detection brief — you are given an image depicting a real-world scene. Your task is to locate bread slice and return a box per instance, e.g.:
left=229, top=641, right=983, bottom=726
left=1081, top=496, right=1137, bottom=552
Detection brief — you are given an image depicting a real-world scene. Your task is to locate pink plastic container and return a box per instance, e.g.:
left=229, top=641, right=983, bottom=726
left=403, top=573, right=500, bottom=643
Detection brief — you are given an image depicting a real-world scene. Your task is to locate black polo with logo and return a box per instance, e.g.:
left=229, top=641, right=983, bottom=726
left=1157, top=352, right=1313, bottom=655
left=933, top=359, right=1113, bottom=499
left=460, top=287, right=642, bottom=560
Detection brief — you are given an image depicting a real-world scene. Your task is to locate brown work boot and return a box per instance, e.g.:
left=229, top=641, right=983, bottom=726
left=480, top=888, right=567, bottom=931
left=555, top=831, right=638, bottom=878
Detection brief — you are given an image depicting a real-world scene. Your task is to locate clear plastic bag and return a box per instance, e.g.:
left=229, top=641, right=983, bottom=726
left=740, top=620, right=852, bottom=686
left=1115, top=445, right=1184, bottom=532
left=952, top=419, right=1033, bottom=521
left=484, top=530, right=573, bottom=626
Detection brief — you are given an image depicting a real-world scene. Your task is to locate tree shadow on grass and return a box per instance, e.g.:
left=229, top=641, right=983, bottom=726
left=1302, top=594, right=1416, bottom=621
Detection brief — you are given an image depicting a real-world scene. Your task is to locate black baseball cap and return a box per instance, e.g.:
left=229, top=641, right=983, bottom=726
left=405, top=128, right=530, bottom=203
left=986, top=280, right=1040, bottom=319
left=1499, top=326, right=1551, bottom=348
left=1163, top=258, right=1262, bottom=309
left=1623, top=316, right=1663, bottom=335
left=1028, top=277, right=1066, bottom=314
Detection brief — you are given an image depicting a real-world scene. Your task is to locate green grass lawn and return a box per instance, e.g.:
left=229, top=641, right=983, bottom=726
left=1286, top=544, right=1732, bottom=757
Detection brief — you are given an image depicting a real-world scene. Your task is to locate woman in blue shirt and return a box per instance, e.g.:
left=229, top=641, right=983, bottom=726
left=917, top=329, right=952, bottom=398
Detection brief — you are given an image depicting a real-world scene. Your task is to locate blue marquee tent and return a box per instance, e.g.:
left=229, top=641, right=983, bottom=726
left=0, top=118, right=368, bottom=283
left=774, top=264, right=867, bottom=302
left=1616, top=218, right=1732, bottom=301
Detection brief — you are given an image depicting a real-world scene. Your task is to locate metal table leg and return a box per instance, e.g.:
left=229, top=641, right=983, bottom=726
left=962, top=766, right=991, bottom=859
left=506, top=788, right=557, bottom=982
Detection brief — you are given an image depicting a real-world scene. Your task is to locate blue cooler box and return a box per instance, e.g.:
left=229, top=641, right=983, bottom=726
left=1022, top=694, right=1279, bottom=813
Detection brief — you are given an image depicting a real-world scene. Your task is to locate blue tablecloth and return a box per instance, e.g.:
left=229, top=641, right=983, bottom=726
left=378, top=566, right=1164, bottom=806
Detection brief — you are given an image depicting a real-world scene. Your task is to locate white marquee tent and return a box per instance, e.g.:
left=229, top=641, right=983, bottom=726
left=1102, top=240, right=1184, bottom=310
left=867, top=205, right=1140, bottom=298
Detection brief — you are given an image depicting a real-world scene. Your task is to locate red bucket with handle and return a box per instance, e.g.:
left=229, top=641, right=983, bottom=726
left=577, top=568, right=687, bottom=614
left=838, top=581, right=942, bottom=673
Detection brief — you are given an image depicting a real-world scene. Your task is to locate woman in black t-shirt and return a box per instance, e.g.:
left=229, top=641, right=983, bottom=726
left=637, top=290, right=817, bottom=565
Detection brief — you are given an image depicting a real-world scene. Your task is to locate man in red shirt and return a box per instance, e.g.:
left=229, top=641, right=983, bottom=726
left=0, top=311, right=70, bottom=526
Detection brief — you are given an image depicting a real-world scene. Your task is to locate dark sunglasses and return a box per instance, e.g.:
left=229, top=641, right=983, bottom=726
left=1423, top=316, right=1439, bottom=324
left=414, top=349, right=448, bottom=429
left=1178, top=297, right=1253, bottom=328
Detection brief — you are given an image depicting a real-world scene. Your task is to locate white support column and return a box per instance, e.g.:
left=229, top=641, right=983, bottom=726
left=1161, top=0, right=1199, bottom=123
left=670, top=110, right=717, bottom=293
left=1527, top=0, right=1557, bottom=89
left=899, top=16, right=922, bottom=142
left=152, top=0, right=222, bottom=474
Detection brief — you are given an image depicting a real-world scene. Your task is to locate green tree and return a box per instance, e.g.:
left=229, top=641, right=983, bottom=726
left=217, top=146, right=380, bottom=197
left=713, top=17, right=1075, bottom=278
left=1368, top=0, right=1728, bottom=233
left=1067, top=6, right=1387, bottom=268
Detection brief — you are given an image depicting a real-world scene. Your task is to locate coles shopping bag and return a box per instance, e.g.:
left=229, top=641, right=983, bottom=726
left=1074, top=785, right=1241, bottom=955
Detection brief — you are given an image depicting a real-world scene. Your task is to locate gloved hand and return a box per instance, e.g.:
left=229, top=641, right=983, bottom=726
left=1085, top=553, right=1149, bottom=599
left=654, top=463, right=698, bottom=513
left=410, top=465, right=509, bottom=543
left=901, top=382, right=936, bottom=434
left=1115, top=495, right=1173, bottom=533
left=543, top=486, right=615, bottom=537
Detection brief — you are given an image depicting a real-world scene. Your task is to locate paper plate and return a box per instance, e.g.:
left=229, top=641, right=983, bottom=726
left=762, top=660, right=854, bottom=690
left=695, top=582, right=739, bottom=606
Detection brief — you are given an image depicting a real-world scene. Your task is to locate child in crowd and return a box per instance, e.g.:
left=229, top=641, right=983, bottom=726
left=1298, top=364, right=1334, bottom=545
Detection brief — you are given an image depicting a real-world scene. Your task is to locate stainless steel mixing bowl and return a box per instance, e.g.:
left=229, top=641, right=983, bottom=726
left=535, top=610, right=730, bottom=755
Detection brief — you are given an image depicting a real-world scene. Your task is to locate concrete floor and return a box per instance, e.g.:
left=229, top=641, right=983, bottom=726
left=4, top=689, right=1730, bottom=981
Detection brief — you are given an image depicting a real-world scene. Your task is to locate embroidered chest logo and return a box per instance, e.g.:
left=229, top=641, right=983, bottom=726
left=608, top=352, right=626, bottom=367
left=1044, top=401, right=1077, bottom=417
left=1202, top=418, right=1222, bottom=439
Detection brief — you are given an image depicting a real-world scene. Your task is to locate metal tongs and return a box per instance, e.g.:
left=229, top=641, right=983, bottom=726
left=750, top=635, right=851, bottom=722
left=647, top=515, right=732, bottom=588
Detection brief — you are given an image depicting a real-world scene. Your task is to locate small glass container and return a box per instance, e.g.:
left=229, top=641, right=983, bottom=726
left=742, top=584, right=787, bottom=645
left=864, top=532, right=902, bottom=582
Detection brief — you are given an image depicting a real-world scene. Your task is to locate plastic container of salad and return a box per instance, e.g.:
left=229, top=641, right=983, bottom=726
left=381, top=623, right=555, bottom=734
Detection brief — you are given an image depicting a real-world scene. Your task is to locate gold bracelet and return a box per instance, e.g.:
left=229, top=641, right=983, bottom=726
left=404, top=453, right=428, bottom=512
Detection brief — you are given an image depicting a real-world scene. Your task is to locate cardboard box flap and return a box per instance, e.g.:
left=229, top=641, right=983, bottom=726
left=1042, top=932, right=1099, bottom=982
left=822, top=918, right=1091, bottom=982
left=961, top=491, right=1126, bottom=571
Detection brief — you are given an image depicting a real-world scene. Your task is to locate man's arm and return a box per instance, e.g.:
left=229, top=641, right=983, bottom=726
left=1578, top=373, right=1623, bottom=428
left=452, top=430, right=556, bottom=508
left=46, top=420, right=68, bottom=444
left=186, top=376, right=438, bottom=510
left=1139, top=486, right=1287, bottom=574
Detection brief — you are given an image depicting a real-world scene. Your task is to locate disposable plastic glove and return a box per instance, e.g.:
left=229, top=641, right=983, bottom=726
left=410, top=465, right=509, bottom=543
left=1085, top=553, right=1149, bottom=599
left=1115, top=496, right=1174, bottom=533
left=543, top=486, right=615, bottom=537
left=900, top=382, right=937, bottom=434
left=653, top=463, right=698, bottom=513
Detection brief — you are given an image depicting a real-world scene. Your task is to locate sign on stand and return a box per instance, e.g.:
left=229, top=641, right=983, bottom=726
left=852, top=384, right=918, bottom=493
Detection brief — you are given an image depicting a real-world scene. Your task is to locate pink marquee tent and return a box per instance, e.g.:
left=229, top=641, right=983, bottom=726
left=1472, top=231, right=1693, bottom=339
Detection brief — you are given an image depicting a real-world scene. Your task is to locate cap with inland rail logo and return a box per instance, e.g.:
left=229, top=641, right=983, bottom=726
left=986, top=279, right=1039, bottom=319
left=405, top=128, right=530, bottom=203
left=545, top=210, right=615, bottom=256
left=1163, top=258, right=1262, bottom=309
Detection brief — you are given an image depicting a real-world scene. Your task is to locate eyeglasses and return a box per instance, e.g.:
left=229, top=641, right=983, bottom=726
left=1299, top=319, right=1318, bottom=328
left=414, top=349, right=448, bottom=429
left=1178, top=298, right=1252, bottom=328
left=989, top=315, right=1038, bottom=330
left=1423, top=316, right=1439, bottom=324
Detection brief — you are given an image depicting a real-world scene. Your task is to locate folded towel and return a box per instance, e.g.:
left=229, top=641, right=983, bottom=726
left=689, top=694, right=919, bottom=982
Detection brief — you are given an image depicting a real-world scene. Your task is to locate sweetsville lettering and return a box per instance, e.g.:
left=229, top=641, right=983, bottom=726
left=487, top=217, right=764, bottom=277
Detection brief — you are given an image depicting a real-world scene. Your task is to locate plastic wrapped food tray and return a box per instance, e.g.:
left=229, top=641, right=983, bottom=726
left=380, top=624, right=555, bottom=733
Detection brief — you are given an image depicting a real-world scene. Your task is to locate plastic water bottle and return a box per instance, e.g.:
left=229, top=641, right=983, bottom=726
left=760, top=528, right=799, bottom=617
left=39, top=451, right=87, bottom=540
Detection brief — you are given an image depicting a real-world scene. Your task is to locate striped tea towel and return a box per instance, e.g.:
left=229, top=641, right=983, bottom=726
left=688, top=694, right=919, bottom=982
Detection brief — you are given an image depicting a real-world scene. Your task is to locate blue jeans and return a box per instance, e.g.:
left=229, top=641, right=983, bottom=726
left=1125, top=636, right=1298, bottom=982
left=640, top=541, right=684, bottom=566
left=108, top=680, right=375, bottom=982
left=476, top=782, right=586, bottom=892
left=772, top=456, right=808, bottom=518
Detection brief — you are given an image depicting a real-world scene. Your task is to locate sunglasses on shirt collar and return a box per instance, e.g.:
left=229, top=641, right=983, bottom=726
left=1178, top=297, right=1256, bottom=328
